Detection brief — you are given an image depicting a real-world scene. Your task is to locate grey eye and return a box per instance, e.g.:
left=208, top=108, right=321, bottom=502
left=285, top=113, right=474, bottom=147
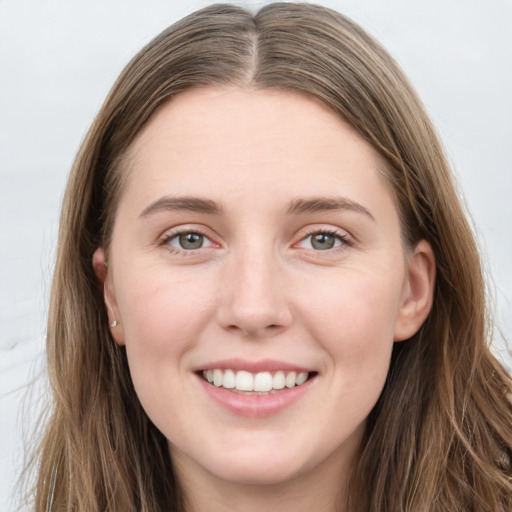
left=310, top=233, right=336, bottom=250
left=169, top=232, right=207, bottom=250
left=297, top=232, right=344, bottom=251
left=165, top=230, right=214, bottom=252
left=179, top=233, right=204, bottom=249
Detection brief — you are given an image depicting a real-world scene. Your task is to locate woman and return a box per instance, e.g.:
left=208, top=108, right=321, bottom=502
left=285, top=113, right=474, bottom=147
left=34, top=3, right=512, bottom=511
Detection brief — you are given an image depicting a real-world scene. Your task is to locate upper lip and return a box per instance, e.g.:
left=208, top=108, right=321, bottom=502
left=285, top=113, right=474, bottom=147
left=194, top=358, right=314, bottom=374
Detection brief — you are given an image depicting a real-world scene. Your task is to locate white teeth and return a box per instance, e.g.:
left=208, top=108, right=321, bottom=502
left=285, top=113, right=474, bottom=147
left=235, top=370, right=253, bottom=391
left=285, top=371, right=297, bottom=388
left=272, top=371, right=285, bottom=390
left=296, top=372, right=308, bottom=385
left=223, top=369, right=235, bottom=389
left=213, top=369, right=223, bottom=387
left=202, top=369, right=311, bottom=392
left=254, top=372, right=273, bottom=392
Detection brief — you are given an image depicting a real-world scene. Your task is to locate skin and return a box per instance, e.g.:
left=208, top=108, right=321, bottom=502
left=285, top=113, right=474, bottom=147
left=93, top=87, right=435, bottom=511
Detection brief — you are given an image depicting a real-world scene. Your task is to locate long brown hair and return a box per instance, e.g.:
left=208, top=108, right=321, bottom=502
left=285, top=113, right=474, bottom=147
left=33, top=3, right=512, bottom=510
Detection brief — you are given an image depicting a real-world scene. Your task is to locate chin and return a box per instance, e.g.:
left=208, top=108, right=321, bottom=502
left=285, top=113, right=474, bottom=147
left=172, top=439, right=313, bottom=488
left=210, top=459, right=307, bottom=487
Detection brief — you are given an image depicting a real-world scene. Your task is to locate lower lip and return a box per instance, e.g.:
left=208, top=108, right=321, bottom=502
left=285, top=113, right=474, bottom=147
left=196, top=374, right=315, bottom=417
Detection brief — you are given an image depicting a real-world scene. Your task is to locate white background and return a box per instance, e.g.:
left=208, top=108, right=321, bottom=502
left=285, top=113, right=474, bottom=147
left=1, top=0, right=511, bottom=509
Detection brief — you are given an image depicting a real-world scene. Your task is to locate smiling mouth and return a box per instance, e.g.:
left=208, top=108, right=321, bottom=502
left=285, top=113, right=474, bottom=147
left=200, top=369, right=316, bottom=394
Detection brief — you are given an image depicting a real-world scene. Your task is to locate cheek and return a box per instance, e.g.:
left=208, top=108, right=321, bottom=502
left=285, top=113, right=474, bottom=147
left=302, top=272, right=402, bottom=340
left=118, top=267, right=212, bottom=342
left=296, top=269, right=402, bottom=385
left=113, top=268, right=218, bottom=430
left=306, top=277, right=399, bottom=421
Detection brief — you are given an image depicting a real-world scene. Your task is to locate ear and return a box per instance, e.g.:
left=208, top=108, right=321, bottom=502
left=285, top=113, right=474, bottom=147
left=394, top=239, right=436, bottom=342
left=92, top=247, right=125, bottom=345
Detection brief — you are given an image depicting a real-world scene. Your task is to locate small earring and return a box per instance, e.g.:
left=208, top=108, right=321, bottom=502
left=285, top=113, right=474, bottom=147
left=104, top=286, right=119, bottom=329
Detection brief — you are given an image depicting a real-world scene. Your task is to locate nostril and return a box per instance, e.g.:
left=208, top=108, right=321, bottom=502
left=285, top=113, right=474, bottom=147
left=225, top=323, right=284, bottom=337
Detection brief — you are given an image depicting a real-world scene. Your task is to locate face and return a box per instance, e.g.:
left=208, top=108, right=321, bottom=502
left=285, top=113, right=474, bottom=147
left=94, top=87, right=434, bottom=494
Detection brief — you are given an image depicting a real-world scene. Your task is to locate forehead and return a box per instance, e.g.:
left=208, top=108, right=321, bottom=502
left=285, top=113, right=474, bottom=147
left=119, top=87, right=394, bottom=213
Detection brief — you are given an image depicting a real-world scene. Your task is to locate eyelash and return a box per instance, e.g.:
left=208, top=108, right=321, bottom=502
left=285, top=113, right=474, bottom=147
left=158, top=227, right=351, bottom=255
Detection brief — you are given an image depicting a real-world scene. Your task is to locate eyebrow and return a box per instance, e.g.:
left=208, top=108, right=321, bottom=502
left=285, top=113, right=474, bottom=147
left=139, top=195, right=374, bottom=221
left=139, top=196, right=223, bottom=218
left=286, top=197, right=375, bottom=221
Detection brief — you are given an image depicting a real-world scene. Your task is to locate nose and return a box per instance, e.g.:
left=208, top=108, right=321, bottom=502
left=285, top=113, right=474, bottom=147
left=216, top=246, right=293, bottom=339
